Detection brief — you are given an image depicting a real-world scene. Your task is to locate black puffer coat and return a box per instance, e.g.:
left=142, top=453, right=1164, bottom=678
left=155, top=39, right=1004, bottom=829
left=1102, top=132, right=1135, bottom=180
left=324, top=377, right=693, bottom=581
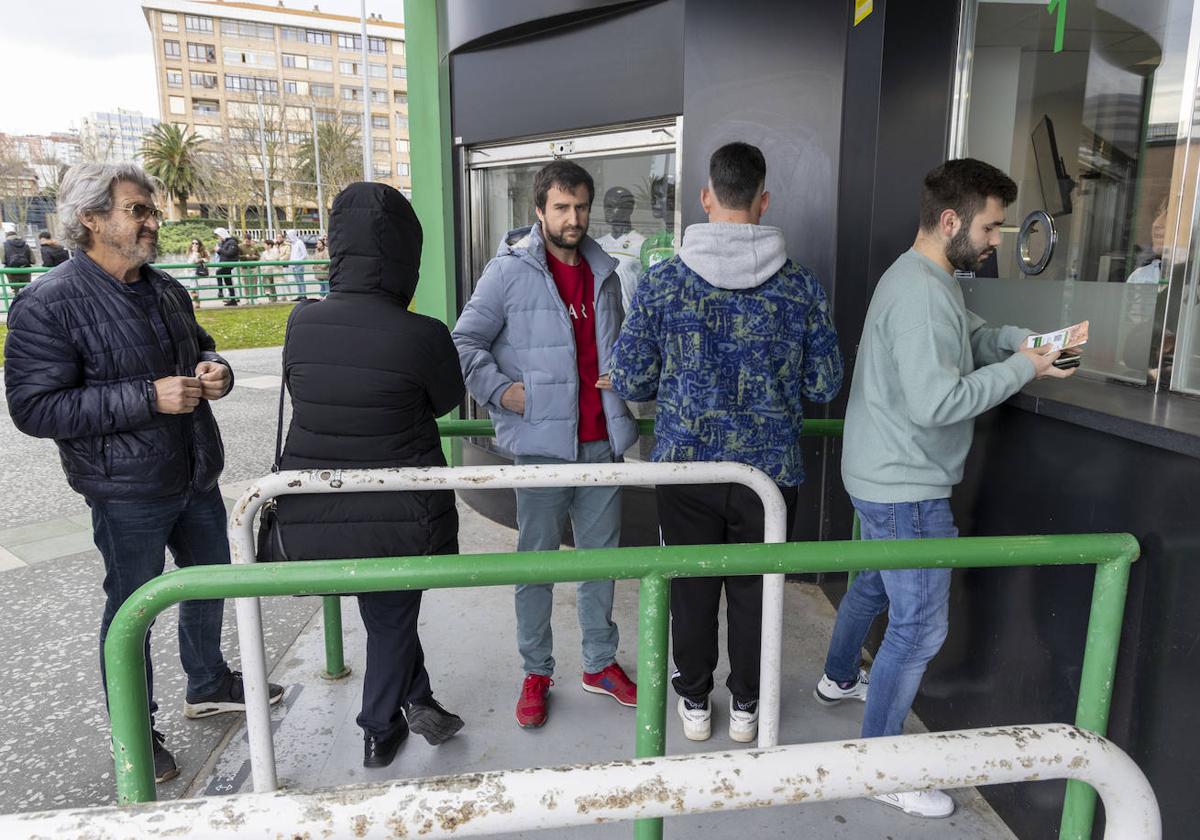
left=276, top=182, right=464, bottom=560
left=4, top=251, right=229, bottom=500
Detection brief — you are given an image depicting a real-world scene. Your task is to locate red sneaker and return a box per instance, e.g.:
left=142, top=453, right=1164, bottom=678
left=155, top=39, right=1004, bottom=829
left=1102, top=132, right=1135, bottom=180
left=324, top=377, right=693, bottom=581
left=516, top=674, right=553, bottom=728
left=582, top=663, right=637, bottom=707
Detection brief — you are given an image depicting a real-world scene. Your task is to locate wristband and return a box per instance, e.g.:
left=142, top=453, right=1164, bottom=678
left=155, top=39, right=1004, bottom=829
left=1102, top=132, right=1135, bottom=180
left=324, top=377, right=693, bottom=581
left=145, top=380, right=158, bottom=412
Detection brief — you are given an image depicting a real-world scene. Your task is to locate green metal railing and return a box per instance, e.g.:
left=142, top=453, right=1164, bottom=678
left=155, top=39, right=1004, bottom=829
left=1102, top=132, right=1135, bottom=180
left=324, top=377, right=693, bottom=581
left=104, top=530, right=1137, bottom=840
left=312, top=416, right=847, bottom=680
left=0, top=259, right=331, bottom=311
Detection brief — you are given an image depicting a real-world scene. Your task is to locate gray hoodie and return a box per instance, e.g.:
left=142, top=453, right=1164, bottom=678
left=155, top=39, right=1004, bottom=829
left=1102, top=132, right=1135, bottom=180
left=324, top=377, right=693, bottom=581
left=678, top=222, right=787, bottom=289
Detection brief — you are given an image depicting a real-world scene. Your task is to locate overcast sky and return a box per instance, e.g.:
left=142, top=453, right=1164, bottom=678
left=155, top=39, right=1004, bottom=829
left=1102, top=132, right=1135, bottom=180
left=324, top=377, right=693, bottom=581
left=0, top=0, right=402, bottom=136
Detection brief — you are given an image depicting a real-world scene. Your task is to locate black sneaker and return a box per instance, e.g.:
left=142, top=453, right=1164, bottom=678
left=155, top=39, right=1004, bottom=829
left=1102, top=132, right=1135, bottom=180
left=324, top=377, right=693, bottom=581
left=183, top=670, right=284, bottom=719
left=152, top=729, right=179, bottom=784
left=363, top=720, right=409, bottom=769
left=405, top=698, right=464, bottom=746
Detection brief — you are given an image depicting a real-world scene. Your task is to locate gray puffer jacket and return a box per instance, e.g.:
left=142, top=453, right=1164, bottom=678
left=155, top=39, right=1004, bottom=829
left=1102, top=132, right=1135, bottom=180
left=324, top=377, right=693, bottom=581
left=452, top=223, right=638, bottom=461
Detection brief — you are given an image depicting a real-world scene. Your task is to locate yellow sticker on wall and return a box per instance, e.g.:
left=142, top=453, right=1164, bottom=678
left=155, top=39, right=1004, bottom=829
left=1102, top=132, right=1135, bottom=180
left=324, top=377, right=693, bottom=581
left=854, top=0, right=874, bottom=26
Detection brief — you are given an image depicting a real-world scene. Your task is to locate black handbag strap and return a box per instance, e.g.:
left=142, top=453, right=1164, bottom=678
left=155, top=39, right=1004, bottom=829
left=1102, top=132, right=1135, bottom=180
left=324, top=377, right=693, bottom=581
left=272, top=373, right=286, bottom=471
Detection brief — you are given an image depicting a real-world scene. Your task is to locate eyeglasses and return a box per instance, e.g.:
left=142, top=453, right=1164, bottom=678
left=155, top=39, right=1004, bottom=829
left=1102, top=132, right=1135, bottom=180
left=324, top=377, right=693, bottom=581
left=117, top=203, right=164, bottom=223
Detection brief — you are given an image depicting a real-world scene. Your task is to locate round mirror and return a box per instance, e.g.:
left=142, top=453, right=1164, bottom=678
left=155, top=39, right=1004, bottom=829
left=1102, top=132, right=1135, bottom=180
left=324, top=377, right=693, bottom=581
left=1016, top=209, right=1057, bottom=275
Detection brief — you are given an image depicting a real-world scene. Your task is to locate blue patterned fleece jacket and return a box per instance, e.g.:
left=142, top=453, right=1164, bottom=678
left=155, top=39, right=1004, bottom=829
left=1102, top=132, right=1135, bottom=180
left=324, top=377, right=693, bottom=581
left=609, top=222, right=843, bottom=486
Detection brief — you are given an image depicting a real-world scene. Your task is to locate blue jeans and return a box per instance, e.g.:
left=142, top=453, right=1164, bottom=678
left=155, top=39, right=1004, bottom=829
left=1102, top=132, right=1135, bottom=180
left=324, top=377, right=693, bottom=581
left=91, top=485, right=232, bottom=717
left=514, top=439, right=621, bottom=676
left=823, top=496, right=956, bottom=738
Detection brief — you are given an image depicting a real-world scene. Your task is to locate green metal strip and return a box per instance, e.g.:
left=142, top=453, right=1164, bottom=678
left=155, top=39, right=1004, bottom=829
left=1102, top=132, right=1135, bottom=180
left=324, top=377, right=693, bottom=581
left=1059, top=556, right=1135, bottom=840
left=106, top=532, right=1138, bottom=804
left=405, top=0, right=459, bottom=463
left=633, top=574, right=669, bottom=840
left=435, top=417, right=845, bottom=439
left=320, top=596, right=351, bottom=680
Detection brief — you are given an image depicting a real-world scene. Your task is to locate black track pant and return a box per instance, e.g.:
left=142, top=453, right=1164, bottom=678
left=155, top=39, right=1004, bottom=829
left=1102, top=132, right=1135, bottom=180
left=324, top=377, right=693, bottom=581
left=657, top=483, right=798, bottom=704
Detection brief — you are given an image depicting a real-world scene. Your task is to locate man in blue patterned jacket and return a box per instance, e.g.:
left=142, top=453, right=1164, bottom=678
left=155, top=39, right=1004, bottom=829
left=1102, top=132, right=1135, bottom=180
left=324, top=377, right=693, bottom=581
left=608, top=142, right=843, bottom=743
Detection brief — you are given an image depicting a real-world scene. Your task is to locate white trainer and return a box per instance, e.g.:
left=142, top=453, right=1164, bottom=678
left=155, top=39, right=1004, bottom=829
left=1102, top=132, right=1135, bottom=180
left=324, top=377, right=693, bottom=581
left=677, top=696, right=711, bottom=741
left=813, top=668, right=870, bottom=705
left=873, top=789, right=956, bottom=818
left=728, top=697, right=758, bottom=743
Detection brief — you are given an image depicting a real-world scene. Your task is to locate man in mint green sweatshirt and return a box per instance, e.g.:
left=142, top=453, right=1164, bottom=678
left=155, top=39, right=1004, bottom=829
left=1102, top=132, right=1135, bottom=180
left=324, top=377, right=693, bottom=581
left=813, top=159, right=1074, bottom=819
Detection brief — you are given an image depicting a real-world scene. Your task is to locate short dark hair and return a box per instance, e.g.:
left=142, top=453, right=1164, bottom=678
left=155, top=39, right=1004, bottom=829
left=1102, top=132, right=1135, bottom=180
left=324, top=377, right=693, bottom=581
left=533, top=160, right=594, bottom=211
left=38, top=230, right=52, bottom=240
left=919, top=158, right=1018, bottom=231
left=708, top=142, right=767, bottom=210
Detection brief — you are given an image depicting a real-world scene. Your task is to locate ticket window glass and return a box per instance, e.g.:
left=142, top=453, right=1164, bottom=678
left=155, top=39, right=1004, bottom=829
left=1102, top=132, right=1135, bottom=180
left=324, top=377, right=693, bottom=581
left=463, top=121, right=681, bottom=457
left=951, top=0, right=1200, bottom=390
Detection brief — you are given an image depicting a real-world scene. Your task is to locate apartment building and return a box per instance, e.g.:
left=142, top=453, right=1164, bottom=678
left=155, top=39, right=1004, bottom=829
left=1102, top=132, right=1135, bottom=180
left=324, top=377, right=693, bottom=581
left=141, top=0, right=410, bottom=217
left=79, top=110, right=159, bottom=164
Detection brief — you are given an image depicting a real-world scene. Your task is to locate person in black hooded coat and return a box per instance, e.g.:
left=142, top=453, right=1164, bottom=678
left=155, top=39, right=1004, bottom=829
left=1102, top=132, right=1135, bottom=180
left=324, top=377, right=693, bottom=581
left=276, top=182, right=466, bottom=768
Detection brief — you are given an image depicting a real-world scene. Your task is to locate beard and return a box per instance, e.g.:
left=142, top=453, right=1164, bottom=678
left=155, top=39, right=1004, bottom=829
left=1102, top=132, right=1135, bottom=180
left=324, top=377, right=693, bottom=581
left=544, top=221, right=586, bottom=251
left=96, top=224, right=158, bottom=266
left=945, top=226, right=992, bottom=272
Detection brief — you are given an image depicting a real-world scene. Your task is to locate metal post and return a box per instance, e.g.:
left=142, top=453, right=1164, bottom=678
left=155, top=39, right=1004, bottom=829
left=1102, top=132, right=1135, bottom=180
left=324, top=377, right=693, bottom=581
left=1059, top=556, right=1135, bottom=840
left=254, top=87, right=276, bottom=236
left=310, top=106, right=326, bottom=233
left=360, top=0, right=372, bottom=180
left=104, top=617, right=157, bottom=804
left=633, top=573, right=670, bottom=840
left=227, top=462, right=784, bottom=795
left=23, top=724, right=1158, bottom=839
left=320, top=596, right=351, bottom=680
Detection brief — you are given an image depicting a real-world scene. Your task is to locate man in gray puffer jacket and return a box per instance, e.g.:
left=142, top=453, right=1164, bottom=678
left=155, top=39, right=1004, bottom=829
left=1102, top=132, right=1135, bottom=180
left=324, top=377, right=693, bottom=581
left=453, top=160, right=639, bottom=730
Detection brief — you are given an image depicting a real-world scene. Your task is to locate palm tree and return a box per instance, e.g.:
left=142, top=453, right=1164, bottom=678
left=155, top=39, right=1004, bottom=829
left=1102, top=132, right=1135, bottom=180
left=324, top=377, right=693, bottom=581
left=140, top=124, right=207, bottom=220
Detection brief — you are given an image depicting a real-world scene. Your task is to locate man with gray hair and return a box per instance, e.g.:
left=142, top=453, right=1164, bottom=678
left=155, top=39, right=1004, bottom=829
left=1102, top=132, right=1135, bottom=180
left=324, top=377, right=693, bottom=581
left=3, top=163, right=282, bottom=785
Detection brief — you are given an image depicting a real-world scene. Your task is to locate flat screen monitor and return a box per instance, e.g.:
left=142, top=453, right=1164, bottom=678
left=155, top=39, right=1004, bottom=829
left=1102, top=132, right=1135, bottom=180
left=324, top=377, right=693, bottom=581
left=1032, top=115, right=1073, bottom=216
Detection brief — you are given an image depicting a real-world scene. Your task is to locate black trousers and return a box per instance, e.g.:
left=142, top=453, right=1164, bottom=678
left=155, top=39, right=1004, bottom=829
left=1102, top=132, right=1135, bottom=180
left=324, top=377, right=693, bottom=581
left=215, top=266, right=235, bottom=298
left=354, top=534, right=457, bottom=738
left=657, top=483, right=798, bottom=704
left=355, top=588, right=432, bottom=737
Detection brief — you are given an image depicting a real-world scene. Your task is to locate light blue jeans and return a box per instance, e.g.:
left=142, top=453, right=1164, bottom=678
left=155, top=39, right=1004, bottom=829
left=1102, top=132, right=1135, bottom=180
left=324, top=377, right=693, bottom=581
left=823, top=496, right=956, bottom=738
left=514, top=439, right=621, bottom=676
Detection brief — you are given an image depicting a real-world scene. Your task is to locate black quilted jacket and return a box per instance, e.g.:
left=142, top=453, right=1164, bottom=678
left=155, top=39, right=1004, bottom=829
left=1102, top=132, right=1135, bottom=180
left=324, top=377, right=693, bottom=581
left=4, top=251, right=231, bottom=501
left=276, top=182, right=464, bottom=560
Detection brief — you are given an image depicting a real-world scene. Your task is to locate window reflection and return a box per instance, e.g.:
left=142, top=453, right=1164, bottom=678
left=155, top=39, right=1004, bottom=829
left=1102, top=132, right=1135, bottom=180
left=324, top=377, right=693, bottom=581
left=958, top=0, right=1197, bottom=388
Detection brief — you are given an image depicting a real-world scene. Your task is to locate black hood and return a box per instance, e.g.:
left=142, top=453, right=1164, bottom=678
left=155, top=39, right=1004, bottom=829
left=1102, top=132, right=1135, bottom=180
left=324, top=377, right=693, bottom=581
left=327, top=181, right=422, bottom=304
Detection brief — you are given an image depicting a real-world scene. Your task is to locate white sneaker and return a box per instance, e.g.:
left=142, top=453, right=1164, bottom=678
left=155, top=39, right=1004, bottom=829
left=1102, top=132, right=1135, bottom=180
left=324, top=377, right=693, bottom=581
left=728, top=697, right=758, bottom=743
left=873, top=789, right=955, bottom=818
left=677, top=696, right=711, bottom=741
left=813, top=668, right=870, bottom=705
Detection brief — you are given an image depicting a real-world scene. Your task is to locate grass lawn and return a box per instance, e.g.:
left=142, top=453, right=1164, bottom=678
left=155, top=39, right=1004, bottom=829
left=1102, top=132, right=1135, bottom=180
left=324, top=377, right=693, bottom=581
left=0, top=303, right=295, bottom=367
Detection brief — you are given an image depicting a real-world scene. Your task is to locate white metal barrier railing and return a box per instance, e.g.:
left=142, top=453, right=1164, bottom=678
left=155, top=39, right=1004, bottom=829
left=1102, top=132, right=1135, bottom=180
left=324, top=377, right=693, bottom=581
left=228, top=462, right=790, bottom=794
left=0, top=724, right=1159, bottom=838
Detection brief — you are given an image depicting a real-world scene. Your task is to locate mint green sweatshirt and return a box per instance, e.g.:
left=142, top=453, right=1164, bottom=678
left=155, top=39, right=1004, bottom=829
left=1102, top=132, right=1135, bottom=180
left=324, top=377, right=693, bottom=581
left=841, top=248, right=1036, bottom=503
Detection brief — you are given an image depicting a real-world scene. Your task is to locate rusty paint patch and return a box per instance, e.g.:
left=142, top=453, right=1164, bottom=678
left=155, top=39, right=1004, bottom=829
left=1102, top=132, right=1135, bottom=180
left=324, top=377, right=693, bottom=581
left=575, top=776, right=686, bottom=815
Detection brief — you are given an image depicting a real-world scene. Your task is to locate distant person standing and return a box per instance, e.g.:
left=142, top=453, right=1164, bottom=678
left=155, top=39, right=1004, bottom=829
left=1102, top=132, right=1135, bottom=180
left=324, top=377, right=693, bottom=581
left=213, top=227, right=240, bottom=305
left=185, top=238, right=209, bottom=308
left=288, top=231, right=309, bottom=297
left=38, top=231, right=70, bottom=268
left=3, top=228, right=34, bottom=295
left=314, top=235, right=330, bottom=296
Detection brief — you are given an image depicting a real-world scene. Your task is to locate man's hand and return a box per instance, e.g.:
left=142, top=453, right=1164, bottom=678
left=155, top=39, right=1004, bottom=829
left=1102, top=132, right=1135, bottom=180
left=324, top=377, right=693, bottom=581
left=500, top=382, right=526, bottom=414
left=1016, top=345, right=1075, bottom=380
left=196, top=361, right=232, bottom=400
left=153, top=376, right=203, bottom=414
left=595, top=374, right=612, bottom=390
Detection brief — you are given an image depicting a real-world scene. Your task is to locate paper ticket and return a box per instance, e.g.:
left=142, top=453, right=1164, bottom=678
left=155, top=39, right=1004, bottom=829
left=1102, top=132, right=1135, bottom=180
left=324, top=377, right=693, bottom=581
left=1025, top=320, right=1089, bottom=351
